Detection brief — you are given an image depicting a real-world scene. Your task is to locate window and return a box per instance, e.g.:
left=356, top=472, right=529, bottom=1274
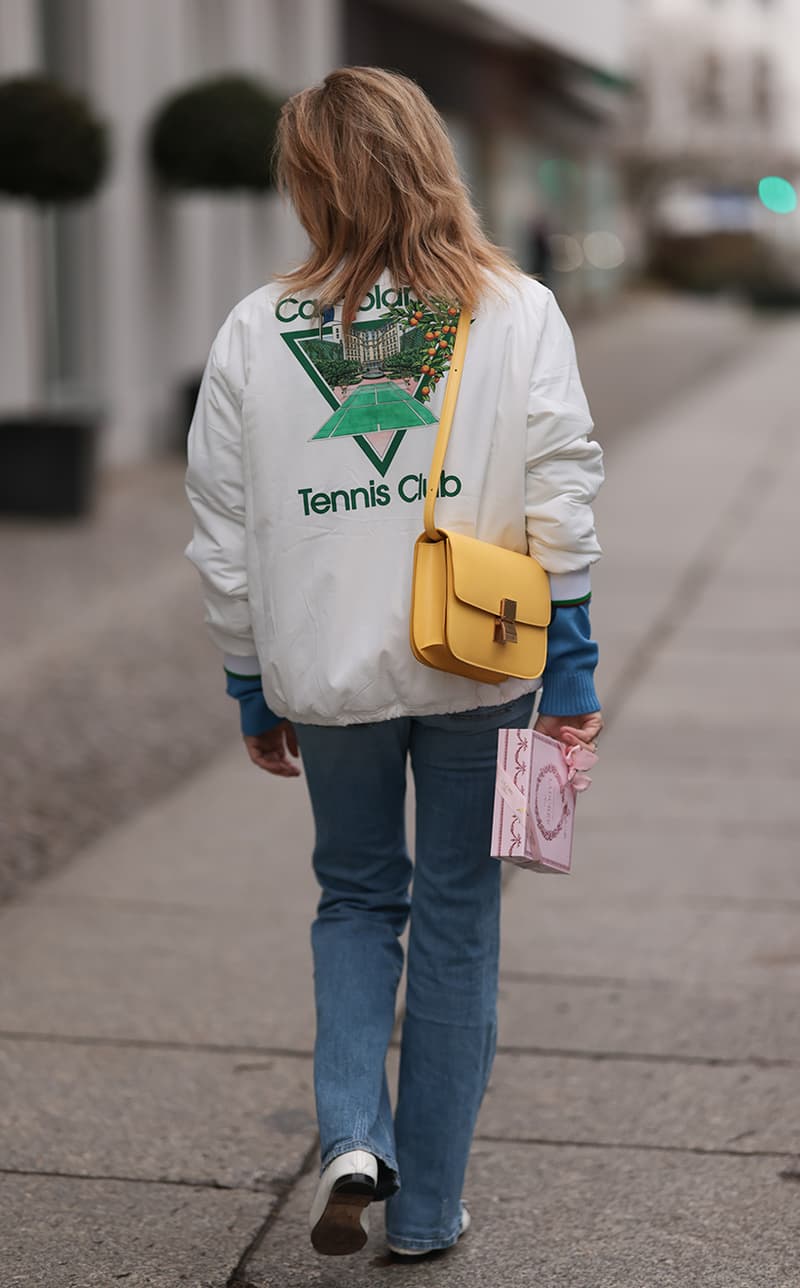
left=753, top=53, right=772, bottom=122
left=696, top=51, right=724, bottom=118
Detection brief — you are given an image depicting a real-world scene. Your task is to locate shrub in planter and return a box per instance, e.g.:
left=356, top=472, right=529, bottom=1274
left=0, top=75, right=109, bottom=518
left=149, top=74, right=281, bottom=192
left=0, top=74, right=107, bottom=201
left=149, top=75, right=283, bottom=449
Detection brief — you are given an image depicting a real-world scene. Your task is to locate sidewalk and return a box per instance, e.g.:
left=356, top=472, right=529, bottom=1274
left=0, top=288, right=762, bottom=900
left=2, top=312, right=799, bottom=1286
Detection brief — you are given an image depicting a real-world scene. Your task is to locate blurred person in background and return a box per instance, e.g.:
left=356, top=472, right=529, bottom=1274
left=527, top=212, right=554, bottom=289
left=185, top=67, right=603, bottom=1259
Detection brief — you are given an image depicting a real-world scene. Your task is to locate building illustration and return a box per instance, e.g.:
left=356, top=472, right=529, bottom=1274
left=329, top=317, right=406, bottom=377
left=281, top=296, right=462, bottom=474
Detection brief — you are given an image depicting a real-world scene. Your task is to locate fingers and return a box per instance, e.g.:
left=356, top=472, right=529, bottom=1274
left=560, top=716, right=603, bottom=752
left=561, top=730, right=593, bottom=750
left=244, top=727, right=301, bottom=777
left=562, top=728, right=599, bottom=747
left=569, top=714, right=603, bottom=737
left=251, top=749, right=301, bottom=777
left=265, top=760, right=301, bottom=778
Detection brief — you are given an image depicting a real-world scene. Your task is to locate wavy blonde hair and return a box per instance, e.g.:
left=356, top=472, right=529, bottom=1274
left=273, top=66, right=516, bottom=327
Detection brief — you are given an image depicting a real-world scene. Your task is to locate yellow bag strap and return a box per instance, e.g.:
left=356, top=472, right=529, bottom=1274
left=423, top=308, right=471, bottom=540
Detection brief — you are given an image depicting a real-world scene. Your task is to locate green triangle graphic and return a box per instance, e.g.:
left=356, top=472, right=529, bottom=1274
left=280, top=318, right=437, bottom=479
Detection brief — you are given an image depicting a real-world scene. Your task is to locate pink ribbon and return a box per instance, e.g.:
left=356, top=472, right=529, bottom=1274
left=563, top=742, right=598, bottom=793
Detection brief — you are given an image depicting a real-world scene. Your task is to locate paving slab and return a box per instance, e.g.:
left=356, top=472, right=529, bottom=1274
left=8, top=882, right=796, bottom=1048
left=495, top=975, right=800, bottom=1063
left=588, top=341, right=799, bottom=712
left=594, top=718, right=800, bottom=778
left=576, top=289, right=762, bottom=446
left=0, top=576, right=236, bottom=902
left=531, top=817, right=799, bottom=903
left=0, top=1173, right=271, bottom=1288
left=666, top=623, right=800, bottom=657
left=30, top=747, right=319, bottom=912
left=477, top=1051, right=800, bottom=1154
left=0, top=462, right=191, bottom=663
left=500, top=878, right=800, bottom=985
left=0, top=1039, right=314, bottom=1189
left=682, top=578, right=800, bottom=633
left=245, top=1142, right=800, bottom=1288
left=697, top=444, right=800, bottom=575
left=572, top=760, right=798, bottom=828
left=606, top=648, right=800, bottom=728
left=8, top=1034, right=794, bottom=1199
left=0, top=898, right=316, bottom=1049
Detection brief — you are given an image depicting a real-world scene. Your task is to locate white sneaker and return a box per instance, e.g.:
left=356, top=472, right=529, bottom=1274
left=388, top=1203, right=471, bottom=1257
left=309, top=1150, right=378, bottom=1256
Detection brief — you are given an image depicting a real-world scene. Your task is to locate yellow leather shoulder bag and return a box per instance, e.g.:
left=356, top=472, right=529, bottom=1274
left=410, top=309, right=551, bottom=685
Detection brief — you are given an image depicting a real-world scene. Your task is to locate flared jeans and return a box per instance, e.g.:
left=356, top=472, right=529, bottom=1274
left=294, top=691, right=535, bottom=1253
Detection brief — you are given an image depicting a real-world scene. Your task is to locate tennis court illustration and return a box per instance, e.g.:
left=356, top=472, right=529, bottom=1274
left=313, top=381, right=437, bottom=440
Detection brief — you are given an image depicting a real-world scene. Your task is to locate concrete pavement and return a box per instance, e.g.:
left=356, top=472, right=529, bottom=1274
left=2, top=302, right=800, bottom=1285
left=0, top=288, right=764, bottom=902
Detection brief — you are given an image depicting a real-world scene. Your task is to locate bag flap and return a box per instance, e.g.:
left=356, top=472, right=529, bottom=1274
left=440, top=529, right=551, bottom=627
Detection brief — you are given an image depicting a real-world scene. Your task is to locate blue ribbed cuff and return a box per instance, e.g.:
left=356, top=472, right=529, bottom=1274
left=538, top=671, right=601, bottom=717
left=224, top=669, right=284, bottom=736
left=238, top=690, right=284, bottom=737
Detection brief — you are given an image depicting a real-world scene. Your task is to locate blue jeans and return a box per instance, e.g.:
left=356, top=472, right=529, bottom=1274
left=294, top=691, right=535, bottom=1253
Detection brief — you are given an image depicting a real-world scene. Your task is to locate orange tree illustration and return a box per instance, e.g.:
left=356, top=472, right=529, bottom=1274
left=382, top=351, right=421, bottom=380
left=383, top=298, right=461, bottom=403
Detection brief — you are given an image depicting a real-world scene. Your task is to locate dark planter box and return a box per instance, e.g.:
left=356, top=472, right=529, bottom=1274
left=166, top=373, right=203, bottom=455
left=747, top=283, right=800, bottom=311
left=0, top=410, right=101, bottom=518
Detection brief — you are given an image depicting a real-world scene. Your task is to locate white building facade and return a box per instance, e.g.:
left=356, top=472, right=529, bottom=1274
left=347, top=0, right=632, bottom=313
left=0, top=0, right=630, bottom=466
left=626, top=0, right=798, bottom=177
left=0, top=0, right=340, bottom=465
left=623, top=0, right=800, bottom=282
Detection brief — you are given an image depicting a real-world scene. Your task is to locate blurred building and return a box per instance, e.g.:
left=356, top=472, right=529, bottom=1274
left=0, top=0, right=338, bottom=467
left=0, top=0, right=630, bottom=466
left=624, top=0, right=800, bottom=288
left=347, top=0, right=632, bottom=311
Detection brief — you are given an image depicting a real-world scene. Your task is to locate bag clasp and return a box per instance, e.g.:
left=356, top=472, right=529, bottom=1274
left=494, top=598, right=518, bottom=644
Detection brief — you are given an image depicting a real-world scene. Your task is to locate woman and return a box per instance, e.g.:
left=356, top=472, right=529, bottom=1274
left=185, top=67, right=603, bottom=1259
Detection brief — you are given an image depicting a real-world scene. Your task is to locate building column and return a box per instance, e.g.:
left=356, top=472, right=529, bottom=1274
left=0, top=0, right=40, bottom=410
left=85, top=0, right=194, bottom=463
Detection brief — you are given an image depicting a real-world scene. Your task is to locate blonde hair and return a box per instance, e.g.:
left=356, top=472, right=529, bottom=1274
left=273, top=66, right=516, bottom=327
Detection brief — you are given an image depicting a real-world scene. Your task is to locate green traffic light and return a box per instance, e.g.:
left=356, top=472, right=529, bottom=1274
left=758, top=176, right=797, bottom=215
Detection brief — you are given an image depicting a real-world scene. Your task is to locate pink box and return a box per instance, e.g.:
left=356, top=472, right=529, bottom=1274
left=491, top=728, right=577, bottom=874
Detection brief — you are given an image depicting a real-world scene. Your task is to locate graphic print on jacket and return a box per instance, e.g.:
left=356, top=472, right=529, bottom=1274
left=185, top=270, right=604, bottom=724
left=279, top=286, right=462, bottom=478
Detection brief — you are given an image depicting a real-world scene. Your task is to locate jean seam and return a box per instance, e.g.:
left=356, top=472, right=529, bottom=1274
left=385, top=1222, right=463, bottom=1251
left=448, top=699, right=522, bottom=719
left=401, top=1007, right=498, bottom=1031
left=320, top=1138, right=398, bottom=1177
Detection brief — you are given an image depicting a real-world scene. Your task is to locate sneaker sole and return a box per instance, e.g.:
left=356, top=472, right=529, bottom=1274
left=310, top=1175, right=376, bottom=1256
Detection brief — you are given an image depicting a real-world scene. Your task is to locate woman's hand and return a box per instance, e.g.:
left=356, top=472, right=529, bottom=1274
left=534, top=711, right=603, bottom=752
left=243, top=721, right=301, bottom=777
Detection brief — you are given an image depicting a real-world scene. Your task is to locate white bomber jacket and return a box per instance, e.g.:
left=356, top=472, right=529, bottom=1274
left=185, top=270, right=603, bottom=726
